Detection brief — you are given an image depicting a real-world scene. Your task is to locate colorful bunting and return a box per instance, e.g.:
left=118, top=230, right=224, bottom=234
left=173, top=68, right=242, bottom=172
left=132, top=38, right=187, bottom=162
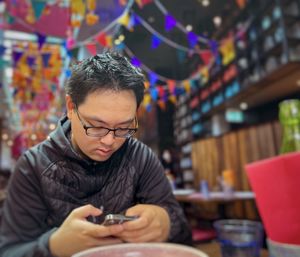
left=187, top=32, right=198, bottom=48
left=36, top=33, right=46, bottom=49
left=0, top=45, right=6, bottom=55
left=41, top=53, right=51, bottom=67
left=26, top=56, right=36, bottom=67
left=118, top=12, right=130, bottom=27
left=31, top=0, right=47, bottom=20
left=136, top=0, right=153, bottom=8
left=199, top=51, right=213, bottom=65
left=12, top=51, right=23, bottom=66
left=85, top=43, right=97, bottom=56
left=165, top=14, right=176, bottom=32
left=151, top=35, right=161, bottom=49
left=96, top=33, right=107, bottom=47
left=131, top=56, right=141, bottom=67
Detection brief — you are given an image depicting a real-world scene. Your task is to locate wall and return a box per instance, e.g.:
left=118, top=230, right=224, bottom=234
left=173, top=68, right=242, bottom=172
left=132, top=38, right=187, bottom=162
left=191, top=120, right=282, bottom=219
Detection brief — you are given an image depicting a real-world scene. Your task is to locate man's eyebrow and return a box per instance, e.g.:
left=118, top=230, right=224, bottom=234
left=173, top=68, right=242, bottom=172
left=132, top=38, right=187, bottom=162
left=84, top=115, right=134, bottom=126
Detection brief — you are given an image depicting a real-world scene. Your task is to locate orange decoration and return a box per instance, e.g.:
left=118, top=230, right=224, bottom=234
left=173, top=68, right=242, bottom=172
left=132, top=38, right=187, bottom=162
left=86, top=12, right=99, bottom=26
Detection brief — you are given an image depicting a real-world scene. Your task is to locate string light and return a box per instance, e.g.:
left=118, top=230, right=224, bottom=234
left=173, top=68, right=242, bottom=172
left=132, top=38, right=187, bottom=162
left=186, top=25, right=193, bottom=31
left=202, top=0, right=210, bottom=7
left=213, top=16, right=222, bottom=27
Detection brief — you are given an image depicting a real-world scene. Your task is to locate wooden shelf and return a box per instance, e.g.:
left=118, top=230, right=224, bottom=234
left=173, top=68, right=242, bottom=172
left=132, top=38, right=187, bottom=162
left=202, top=61, right=300, bottom=118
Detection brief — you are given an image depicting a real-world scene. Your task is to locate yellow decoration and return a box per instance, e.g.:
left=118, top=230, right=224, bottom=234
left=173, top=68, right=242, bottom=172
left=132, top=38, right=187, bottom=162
left=169, top=95, right=177, bottom=104
left=219, top=38, right=236, bottom=66
left=118, top=12, right=130, bottom=27
left=182, top=80, right=191, bottom=94
left=87, top=0, right=96, bottom=11
left=143, top=94, right=151, bottom=106
left=71, top=19, right=82, bottom=28
left=71, top=0, right=86, bottom=16
left=26, top=12, right=35, bottom=24
left=200, top=66, right=209, bottom=84
left=19, top=64, right=31, bottom=78
left=106, top=35, right=113, bottom=48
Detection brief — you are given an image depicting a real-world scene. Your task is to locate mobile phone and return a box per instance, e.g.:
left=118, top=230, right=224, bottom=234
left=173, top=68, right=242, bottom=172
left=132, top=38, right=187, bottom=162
left=102, top=214, right=139, bottom=226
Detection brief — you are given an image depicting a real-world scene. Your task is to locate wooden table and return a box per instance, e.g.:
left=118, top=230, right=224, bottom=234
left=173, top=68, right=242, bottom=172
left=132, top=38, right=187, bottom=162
left=196, top=241, right=269, bottom=257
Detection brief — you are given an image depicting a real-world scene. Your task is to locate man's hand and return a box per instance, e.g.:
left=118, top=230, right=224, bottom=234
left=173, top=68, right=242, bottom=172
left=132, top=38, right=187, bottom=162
left=49, top=205, right=124, bottom=257
left=117, top=204, right=170, bottom=243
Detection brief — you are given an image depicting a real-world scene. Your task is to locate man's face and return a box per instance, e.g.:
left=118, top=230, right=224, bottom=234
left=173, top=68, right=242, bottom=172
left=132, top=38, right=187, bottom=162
left=66, top=89, right=137, bottom=162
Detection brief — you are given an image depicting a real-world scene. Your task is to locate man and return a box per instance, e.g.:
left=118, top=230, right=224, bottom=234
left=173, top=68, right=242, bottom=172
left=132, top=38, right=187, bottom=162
left=0, top=52, right=192, bottom=257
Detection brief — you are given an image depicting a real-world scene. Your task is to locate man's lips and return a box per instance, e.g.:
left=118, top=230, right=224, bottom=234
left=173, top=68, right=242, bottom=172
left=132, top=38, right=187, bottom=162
left=96, top=148, right=112, bottom=155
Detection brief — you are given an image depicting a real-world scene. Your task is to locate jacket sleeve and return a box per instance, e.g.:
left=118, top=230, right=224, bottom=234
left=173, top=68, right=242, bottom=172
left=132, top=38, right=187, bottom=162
left=134, top=145, right=193, bottom=245
left=0, top=153, right=56, bottom=257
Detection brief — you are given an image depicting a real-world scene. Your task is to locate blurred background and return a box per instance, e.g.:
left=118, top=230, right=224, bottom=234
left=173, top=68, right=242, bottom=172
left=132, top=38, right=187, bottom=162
left=1, top=0, right=300, bottom=228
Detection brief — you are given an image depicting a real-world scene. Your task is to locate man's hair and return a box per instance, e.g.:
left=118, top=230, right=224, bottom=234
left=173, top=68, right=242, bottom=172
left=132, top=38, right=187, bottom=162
left=65, top=51, right=145, bottom=107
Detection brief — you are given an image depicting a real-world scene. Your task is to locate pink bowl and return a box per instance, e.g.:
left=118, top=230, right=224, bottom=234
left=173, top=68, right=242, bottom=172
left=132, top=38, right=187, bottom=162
left=72, top=243, right=209, bottom=257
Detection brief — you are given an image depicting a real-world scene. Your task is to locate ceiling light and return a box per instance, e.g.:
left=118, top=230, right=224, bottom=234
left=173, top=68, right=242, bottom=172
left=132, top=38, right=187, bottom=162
left=7, top=140, right=13, bottom=147
left=213, top=16, right=222, bottom=27
left=240, top=102, right=248, bottom=110
left=186, top=25, right=193, bottom=31
left=202, top=0, right=210, bottom=7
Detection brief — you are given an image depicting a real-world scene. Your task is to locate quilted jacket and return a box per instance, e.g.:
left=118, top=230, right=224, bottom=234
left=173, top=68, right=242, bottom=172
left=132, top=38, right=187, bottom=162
left=0, top=115, right=192, bottom=257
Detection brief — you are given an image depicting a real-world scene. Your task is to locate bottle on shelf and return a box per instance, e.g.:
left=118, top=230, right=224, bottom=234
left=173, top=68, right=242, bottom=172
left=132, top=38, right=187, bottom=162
left=279, top=99, right=300, bottom=154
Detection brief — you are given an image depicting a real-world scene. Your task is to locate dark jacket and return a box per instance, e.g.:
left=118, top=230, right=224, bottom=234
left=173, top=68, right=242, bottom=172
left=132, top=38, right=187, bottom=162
left=0, top=116, right=192, bottom=257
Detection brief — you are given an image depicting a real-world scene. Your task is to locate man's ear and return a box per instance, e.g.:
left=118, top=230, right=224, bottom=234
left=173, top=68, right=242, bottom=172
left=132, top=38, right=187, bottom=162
left=65, top=94, right=75, bottom=120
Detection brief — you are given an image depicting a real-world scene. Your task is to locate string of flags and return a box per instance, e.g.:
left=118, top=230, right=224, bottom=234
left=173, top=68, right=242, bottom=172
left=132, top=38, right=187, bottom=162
left=0, top=0, right=249, bottom=131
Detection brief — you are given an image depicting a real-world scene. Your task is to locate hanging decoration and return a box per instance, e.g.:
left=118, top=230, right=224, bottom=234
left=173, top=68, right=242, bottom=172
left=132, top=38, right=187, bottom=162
left=85, top=0, right=99, bottom=26
left=30, top=0, right=47, bottom=21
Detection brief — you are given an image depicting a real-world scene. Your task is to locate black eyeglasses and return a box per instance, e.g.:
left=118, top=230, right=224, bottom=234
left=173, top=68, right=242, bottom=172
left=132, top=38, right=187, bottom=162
left=75, top=108, right=138, bottom=138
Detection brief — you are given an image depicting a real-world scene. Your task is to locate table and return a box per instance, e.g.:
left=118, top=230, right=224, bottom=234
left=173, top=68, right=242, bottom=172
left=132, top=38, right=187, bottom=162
left=196, top=241, right=269, bottom=257
left=174, top=190, right=255, bottom=220
left=174, top=190, right=255, bottom=203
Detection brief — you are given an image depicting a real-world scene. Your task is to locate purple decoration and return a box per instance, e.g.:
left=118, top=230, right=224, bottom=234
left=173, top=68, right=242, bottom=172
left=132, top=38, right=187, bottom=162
left=151, top=35, right=161, bottom=49
left=175, top=87, right=185, bottom=96
left=0, top=82, right=2, bottom=89
left=133, top=14, right=141, bottom=26
left=149, top=72, right=158, bottom=86
left=187, top=32, right=198, bottom=48
left=131, top=57, right=141, bottom=67
left=27, top=56, right=35, bottom=67
left=12, top=50, right=23, bottom=66
left=42, top=53, right=51, bottom=67
left=36, top=33, right=46, bottom=49
left=165, top=14, right=176, bottom=32
left=0, top=45, right=6, bottom=55
left=209, top=40, right=219, bottom=56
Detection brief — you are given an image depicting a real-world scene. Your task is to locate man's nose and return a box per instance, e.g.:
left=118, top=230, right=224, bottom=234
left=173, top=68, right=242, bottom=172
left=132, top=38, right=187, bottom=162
left=99, top=131, right=115, bottom=145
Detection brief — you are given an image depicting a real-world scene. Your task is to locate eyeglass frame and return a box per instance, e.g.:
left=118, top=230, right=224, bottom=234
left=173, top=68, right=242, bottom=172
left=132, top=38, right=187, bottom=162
left=74, top=107, right=138, bottom=138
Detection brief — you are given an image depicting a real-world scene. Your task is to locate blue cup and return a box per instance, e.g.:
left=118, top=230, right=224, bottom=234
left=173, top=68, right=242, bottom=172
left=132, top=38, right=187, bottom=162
left=213, top=219, right=263, bottom=257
